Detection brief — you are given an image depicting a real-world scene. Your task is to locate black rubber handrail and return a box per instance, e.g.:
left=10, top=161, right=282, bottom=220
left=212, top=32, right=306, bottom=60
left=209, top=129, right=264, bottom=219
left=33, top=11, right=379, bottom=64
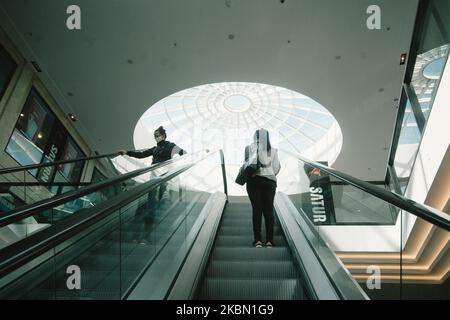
left=0, top=147, right=156, bottom=175
left=0, top=165, right=193, bottom=278
left=0, top=152, right=121, bottom=175
left=280, top=149, right=450, bottom=231
left=0, top=149, right=220, bottom=280
left=0, top=150, right=207, bottom=228
left=0, top=181, right=91, bottom=187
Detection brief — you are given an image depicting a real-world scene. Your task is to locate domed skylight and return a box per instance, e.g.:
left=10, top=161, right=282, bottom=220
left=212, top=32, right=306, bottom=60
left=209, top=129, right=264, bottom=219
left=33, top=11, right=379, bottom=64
left=113, top=82, right=343, bottom=195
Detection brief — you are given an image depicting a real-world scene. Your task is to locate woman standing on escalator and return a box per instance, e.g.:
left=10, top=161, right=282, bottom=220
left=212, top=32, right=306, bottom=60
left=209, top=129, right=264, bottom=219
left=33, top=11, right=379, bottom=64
left=245, top=129, right=281, bottom=248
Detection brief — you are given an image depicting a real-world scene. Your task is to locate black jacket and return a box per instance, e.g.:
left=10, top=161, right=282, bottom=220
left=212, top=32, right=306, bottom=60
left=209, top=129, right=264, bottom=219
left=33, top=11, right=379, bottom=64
left=127, top=140, right=186, bottom=164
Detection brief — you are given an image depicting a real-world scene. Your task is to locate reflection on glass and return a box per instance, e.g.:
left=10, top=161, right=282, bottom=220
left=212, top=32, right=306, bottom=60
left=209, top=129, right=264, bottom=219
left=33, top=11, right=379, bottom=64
left=5, top=128, right=43, bottom=171
left=57, top=136, right=84, bottom=182
left=393, top=100, right=422, bottom=194
left=411, top=43, right=449, bottom=123
left=5, top=88, right=86, bottom=183
left=8, top=151, right=221, bottom=299
left=0, top=192, right=25, bottom=214
left=287, top=155, right=402, bottom=299
left=331, top=184, right=397, bottom=225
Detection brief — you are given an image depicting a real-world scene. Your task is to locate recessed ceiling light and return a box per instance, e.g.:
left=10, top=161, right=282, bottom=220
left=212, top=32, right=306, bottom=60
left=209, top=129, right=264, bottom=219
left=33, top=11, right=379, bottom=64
left=37, top=133, right=43, bottom=139
left=68, top=113, right=77, bottom=122
left=400, top=53, right=407, bottom=65
left=20, top=113, right=25, bottom=117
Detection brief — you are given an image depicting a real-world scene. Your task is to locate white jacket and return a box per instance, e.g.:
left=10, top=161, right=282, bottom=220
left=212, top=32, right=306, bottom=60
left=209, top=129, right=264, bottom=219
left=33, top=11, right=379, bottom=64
left=246, top=143, right=281, bottom=182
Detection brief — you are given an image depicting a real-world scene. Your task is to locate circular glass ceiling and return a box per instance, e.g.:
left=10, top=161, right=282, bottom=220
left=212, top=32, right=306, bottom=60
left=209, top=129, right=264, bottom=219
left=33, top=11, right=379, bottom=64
left=423, top=57, right=446, bottom=80
left=412, top=44, right=449, bottom=118
left=115, top=82, right=343, bottom=195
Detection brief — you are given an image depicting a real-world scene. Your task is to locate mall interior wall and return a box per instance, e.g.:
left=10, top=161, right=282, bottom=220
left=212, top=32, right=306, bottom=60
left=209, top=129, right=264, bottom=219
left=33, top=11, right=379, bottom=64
left=0, top=26, right=114, bottom=206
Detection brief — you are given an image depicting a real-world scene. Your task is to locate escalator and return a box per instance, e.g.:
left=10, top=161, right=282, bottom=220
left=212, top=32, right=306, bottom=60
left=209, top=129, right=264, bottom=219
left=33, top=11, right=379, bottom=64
left=0, top=149, right=219, bottom=299
left=0, top=152, right=122, bottom=249
left=0, top=151, right=120, bottom=209
left=0, top=150, right=196, bottom=250
left=0, top=148, right=448, bottom=300
left=18, top=192, right=208, bottom=300
left=198, top=197, right=306, bottom=300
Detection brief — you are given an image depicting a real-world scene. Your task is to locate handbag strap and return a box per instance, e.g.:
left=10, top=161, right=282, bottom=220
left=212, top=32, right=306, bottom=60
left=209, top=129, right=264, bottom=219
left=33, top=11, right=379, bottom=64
left=256, top=146, right=261, bottom=169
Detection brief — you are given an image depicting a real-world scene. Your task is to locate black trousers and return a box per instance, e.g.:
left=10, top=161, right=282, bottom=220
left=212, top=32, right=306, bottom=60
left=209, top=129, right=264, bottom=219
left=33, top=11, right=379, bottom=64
left=132, top=182, right=168, bottom=242
left=246, top=176, right=277, bottom=243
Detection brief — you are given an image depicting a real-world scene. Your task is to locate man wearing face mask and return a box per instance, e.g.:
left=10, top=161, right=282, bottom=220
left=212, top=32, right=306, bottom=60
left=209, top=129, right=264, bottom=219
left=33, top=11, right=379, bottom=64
left=118, top=126, right=186, bottom=244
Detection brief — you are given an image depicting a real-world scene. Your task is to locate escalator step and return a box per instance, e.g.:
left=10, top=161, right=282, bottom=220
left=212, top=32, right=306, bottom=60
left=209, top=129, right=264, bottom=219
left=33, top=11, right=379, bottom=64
left=225, top=203, right=252, bottom=209
left=199, top=278, right=304, bottom=300
left=221, top=216, right=281, bottom=223
left=220, top=218, right=253, bottom=226
left=212, top=247, right=291, bottom=261
left=223, top=211, right=254, bottom=218
left=207, top=261, right=299, bottom=279
left=215, top=235, right=286, bottom=247
left=218, top=226, right=282, bottom=236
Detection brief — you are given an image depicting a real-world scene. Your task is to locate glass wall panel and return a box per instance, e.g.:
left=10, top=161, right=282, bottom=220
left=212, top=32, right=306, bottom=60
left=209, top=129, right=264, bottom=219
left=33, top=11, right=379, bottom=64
left=410, top=0, right=449, bottom=123
left=5, top=88, right=86, bottom=183
left=393, top=100, right=422, bottom=194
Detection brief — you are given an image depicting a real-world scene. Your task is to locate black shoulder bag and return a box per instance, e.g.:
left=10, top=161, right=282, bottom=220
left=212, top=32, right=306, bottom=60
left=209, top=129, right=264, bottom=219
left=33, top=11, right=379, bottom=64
left=235, top=146, right=260, bottom=186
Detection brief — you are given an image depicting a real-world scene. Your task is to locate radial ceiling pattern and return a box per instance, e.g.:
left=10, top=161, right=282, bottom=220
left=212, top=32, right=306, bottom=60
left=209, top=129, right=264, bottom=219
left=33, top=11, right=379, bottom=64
left=114, top=82, right=343, bottom=195
left=411, top=44, right=449, bottom=119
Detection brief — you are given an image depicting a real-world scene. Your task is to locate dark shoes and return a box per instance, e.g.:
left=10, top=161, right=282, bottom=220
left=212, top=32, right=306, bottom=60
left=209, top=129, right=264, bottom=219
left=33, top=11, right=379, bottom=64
left=254, top=241, right=274, bottom=248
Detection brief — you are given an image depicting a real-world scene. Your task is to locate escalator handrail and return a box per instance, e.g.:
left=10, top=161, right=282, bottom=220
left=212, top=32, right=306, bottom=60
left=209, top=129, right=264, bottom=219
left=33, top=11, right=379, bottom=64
left=0, top=150, right=208, bottom=228
left=275, top=192, right=369, bottom=300
left=0, top=147, right=155, bottom=175
left=279, top=149, right=450, bottom=231
left=0, top=149, right=221, bottom=282
left=0, top=151, right=122, bottom=175
left=0, top=162, right=198, bottom=279
left=0, top=181, right=92, bottom=187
